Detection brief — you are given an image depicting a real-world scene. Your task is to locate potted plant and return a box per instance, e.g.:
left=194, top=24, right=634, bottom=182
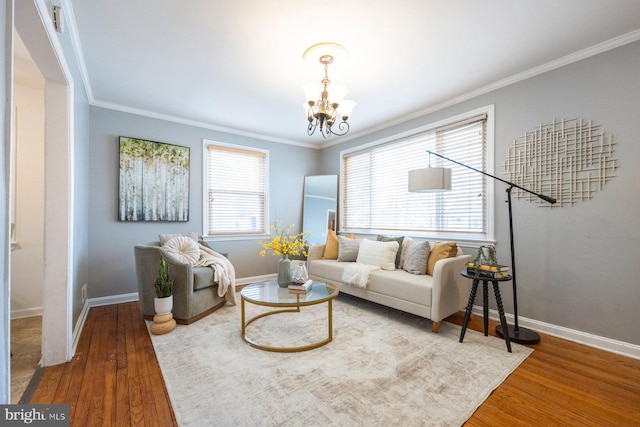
left=154, top=256, right=174, bottom=315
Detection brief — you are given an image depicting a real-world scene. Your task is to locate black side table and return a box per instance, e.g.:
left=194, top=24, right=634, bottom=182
left=459, top=270, right=512, bottom=352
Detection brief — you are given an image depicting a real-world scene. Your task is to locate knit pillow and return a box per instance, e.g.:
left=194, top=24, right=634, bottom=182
left=357, top=239, right=399, bottom=271
left=337, top=236, right=362, bottom=262
left=163, top=235, right=200, bottom=266
left=377, top=235, right=405, bottom=268
left=403, top=240, right=431, bottom=275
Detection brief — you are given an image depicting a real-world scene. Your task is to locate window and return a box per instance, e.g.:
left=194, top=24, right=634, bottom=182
left=203, top=141, right=268, bottom=238
left=341, top=108, right=493, bottom=242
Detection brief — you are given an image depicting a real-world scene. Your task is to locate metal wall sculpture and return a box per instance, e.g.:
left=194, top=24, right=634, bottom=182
left=503, top=119, right=617, bottom=207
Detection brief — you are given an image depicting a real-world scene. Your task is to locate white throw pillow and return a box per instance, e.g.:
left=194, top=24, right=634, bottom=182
left=159, top=232, right=199, bottom=246
left=163, top=235, right=200, bottom=266
left=356, top=239, right=399, bottom=271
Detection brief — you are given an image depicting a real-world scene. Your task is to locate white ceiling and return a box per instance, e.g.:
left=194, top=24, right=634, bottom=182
left=63, top=0, right=640, bottom=146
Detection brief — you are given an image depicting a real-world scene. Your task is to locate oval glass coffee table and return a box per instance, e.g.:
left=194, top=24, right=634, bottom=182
left=240, top=280, right=339, bottom=353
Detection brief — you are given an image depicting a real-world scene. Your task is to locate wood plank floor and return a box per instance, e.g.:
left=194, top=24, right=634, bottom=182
left=29, top=301, right=640, bottom=426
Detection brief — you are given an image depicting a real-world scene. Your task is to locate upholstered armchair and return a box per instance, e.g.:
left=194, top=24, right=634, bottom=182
left=134, top=241, right=227, bottom=324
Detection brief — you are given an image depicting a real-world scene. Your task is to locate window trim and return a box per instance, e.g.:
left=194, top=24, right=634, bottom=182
left=339, top=105, right=495, bottom=245
left=202, top=139, right=270, bottom=242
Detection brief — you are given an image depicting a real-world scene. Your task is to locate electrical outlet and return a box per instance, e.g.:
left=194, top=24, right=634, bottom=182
left=82, top=283, right=87, bottom=302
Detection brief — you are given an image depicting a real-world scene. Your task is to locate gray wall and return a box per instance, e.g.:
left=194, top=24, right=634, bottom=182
left=319, top=40, right=640, bottom=345
left=88, top=107, right=319, bottom=298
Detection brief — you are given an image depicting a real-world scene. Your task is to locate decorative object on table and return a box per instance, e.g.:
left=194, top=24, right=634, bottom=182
left=468, top=244, right=507, bottom=278
left=119, top=136, right=190, bottom=222
left=151, top=256, right=176, bottom=335
left=259, top=219, right=310, bottom=287
left=504, top=119, right=617, bottom=207
left=291, top=263, right=309, bottom=285
left=303, top=42, right=356, bottom=139
left=466, top=262, right=511, bottom=279
left=409, top=149, right=557, bottom=345
left=476, top=244, right=498, bottom=267
left=289, top=279, right=313, bottom=293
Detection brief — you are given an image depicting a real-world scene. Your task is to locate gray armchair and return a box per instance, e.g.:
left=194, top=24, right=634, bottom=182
left=134, top=241, right=227, bottom=324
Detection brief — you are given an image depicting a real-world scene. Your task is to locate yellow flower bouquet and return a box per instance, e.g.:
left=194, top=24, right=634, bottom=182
left=259, top=220, right=310, bottom=258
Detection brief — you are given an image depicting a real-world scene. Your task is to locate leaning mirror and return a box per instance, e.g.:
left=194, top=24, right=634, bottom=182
left=302, top=175, right=338, bottom=245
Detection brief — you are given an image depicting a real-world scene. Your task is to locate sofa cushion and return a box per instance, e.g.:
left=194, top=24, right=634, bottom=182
left=368, top=269, right=432, bottom=306
left=427, top=242, right=458, bottom=275
left=403, top=240, right=431, bottom=275
left=308, top=259, right=347, bottom=283
left=357, top=239, right=398, bottom=270
left=322, top=230, right=339, bottom=259
left=338, top=236, right=361, bottom=262
left=308, top=259, right=433, bottom=305
left=377, top=235, right=404, bottom=268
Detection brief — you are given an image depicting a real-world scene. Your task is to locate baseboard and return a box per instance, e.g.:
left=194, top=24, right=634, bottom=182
left=472, top=305, right=640, bottom=360
left=236, top=274, right=276, bottom=285
left=88, top=292, right=140, bottom=307
left=71, top=299, right=90, bottom=358
left=11, top=307, right=43, bottom=320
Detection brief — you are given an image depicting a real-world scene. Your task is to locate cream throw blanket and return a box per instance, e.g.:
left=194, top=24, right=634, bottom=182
left=341, top=263, right=380, bottom=288
left=195, top=244, right=237, bottom=305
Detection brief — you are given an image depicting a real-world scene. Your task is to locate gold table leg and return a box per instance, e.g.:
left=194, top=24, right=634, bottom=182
left=241, top=298, right=334, bottom=353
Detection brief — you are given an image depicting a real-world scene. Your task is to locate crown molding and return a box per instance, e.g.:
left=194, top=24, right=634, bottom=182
left=326, top=29, right=640, bottom=149
left=62, top=0, right=640, bottom=150
left=91, top=99, right=321, bottom=149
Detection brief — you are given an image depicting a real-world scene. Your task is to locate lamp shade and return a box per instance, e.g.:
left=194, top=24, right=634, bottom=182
left=408, top=167, right=452, bottom=192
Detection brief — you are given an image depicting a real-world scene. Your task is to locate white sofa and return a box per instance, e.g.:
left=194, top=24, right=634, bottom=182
left=306, top=241, right=472, bottom=332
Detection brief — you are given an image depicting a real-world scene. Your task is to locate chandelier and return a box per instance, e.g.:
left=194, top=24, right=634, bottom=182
left=303, top=43, right=356, bottom=139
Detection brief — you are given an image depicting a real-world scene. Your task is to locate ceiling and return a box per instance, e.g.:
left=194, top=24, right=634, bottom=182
left=60, top=1, right=640, bottom=146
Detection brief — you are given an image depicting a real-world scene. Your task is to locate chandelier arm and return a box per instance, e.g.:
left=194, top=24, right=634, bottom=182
left=329, top=120, right=350, bottom=136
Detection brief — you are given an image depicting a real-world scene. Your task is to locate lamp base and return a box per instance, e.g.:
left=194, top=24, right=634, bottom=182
left=495, top=324, right=540, bottom=345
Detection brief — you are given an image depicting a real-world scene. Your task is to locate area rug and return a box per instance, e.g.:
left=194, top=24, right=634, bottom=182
left=148, top=294, right=532, bottom=426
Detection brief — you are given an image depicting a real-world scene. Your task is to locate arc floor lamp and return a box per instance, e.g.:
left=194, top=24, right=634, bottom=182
left=408, top=150, right=556, bottom=344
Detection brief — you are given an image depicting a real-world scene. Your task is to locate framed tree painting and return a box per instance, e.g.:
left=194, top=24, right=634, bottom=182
left=119, top=136, right=190, bottom=221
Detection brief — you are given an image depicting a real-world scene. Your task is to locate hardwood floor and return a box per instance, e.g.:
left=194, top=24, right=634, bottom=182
left=446, top=312, right=640, bottom=426
left=29, top=301, right=640, bottom=426
left=30, top=303, right=176, bottom=426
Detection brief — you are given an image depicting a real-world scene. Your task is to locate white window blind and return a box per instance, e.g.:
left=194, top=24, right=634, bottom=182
left=342, top=115, right=487, bottom=238
left=205, top=144, right=268, bottom=236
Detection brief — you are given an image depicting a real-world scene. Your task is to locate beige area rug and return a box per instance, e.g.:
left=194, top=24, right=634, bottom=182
left=149, top=294, right=532, bottom=426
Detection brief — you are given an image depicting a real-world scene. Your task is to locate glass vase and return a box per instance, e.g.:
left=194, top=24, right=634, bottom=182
left=277, top=255, right=291, bottom=287
left=291, top=264, right=309, bottom=285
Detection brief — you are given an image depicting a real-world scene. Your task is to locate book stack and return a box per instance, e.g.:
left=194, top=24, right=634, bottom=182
left=289, top=279, right=313, bottom=293
left=466, top=263, right=510, bottom=279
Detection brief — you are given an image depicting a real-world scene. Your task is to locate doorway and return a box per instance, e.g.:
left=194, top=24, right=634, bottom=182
left=10, top=30, right=45, bottom=402
left=9, top=0, right=74, bottom=401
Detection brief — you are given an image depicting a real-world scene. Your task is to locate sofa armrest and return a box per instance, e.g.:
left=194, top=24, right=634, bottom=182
left=306, top=244, right=326, bottom=267
left=430, top=253, right=473, bottom=322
